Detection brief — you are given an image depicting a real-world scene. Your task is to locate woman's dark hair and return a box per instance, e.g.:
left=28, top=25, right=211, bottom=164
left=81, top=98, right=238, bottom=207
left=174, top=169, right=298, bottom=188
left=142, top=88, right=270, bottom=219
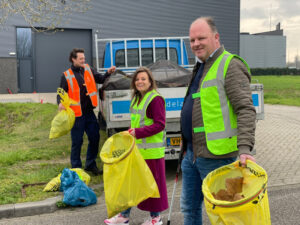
left=69, top=48, right=85, bottom=63
left=130, top=67, right=157, bottom=105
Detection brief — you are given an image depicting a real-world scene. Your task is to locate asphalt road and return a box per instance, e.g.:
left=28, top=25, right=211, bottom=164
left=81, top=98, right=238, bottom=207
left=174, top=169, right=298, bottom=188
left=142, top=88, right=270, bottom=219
left=1, top=163, right=300, bottom=225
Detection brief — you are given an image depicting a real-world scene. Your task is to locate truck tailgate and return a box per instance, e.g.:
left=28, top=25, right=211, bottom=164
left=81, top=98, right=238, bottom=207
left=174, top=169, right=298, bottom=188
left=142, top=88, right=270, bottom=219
left=106, top=85, right=264, bottom=123
left=107, top=87, right=187, bottom=122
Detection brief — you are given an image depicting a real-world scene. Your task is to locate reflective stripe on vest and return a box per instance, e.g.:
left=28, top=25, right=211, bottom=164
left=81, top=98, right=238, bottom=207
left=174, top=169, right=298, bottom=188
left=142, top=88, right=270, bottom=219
left=192, top=51, right=249, bottom=155
left=130, top=90, right=165, bottom=159
left=64, top=69, right=81, bottom=116
left=83, top=65, right=98, bottom=101
left=64, top=64, right=98, bottom=117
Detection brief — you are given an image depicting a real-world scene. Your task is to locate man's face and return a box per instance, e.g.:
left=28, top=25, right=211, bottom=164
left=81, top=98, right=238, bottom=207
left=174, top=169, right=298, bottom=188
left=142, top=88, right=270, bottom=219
left=189, top=20, right=220, bottom=61
left=72, top=52, right=85, bottom=68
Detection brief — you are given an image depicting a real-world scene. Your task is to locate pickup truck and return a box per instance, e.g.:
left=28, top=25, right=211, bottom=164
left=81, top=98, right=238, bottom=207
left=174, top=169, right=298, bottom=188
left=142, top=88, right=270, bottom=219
left=95, top=35, right=192, bottom=73
left=94, top=35, right=264, bottom=160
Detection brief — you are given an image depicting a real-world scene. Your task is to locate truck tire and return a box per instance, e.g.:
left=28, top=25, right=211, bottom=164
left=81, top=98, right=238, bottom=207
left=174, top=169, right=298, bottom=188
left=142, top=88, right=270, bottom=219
left=107, top=128, right=116, bottom=137
left=98, top=111, right=107, bottom=131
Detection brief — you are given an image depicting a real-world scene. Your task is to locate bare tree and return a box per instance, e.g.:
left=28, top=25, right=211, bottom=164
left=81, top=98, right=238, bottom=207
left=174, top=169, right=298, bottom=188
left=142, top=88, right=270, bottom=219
left=0, top=0, right=90, bottom=31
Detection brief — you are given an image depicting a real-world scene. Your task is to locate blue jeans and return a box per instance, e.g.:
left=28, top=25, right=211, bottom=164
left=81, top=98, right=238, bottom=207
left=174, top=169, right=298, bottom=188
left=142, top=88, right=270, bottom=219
left=121, top=208, right=160, bottom=218
left=70, top=112, right=100, bottom=169
left=180, top=149, right=236, bottom=225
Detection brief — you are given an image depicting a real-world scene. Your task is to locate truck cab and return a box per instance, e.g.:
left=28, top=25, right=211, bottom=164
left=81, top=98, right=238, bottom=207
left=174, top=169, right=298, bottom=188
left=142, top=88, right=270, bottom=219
left=95, top=35, right=192, bottom=73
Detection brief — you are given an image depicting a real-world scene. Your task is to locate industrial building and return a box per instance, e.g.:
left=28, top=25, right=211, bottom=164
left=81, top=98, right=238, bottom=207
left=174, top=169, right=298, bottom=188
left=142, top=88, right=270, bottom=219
left=240, top=23, right=286, bottom=69
left=0, top=0, right=241, bottom=94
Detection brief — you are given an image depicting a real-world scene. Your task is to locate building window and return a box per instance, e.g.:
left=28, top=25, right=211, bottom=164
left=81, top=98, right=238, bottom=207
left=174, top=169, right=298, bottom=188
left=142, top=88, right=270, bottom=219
left=16, top=28, right=32, bottom=58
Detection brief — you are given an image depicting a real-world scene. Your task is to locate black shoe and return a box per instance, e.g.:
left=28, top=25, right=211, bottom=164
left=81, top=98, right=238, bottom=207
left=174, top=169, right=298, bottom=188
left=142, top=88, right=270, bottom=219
left=84, top=167, right=103, bottom=176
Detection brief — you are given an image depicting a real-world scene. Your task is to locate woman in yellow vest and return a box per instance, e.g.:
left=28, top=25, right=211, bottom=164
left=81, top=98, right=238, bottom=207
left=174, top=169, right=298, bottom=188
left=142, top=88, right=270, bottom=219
left=104, top=67, right=168, bottom=225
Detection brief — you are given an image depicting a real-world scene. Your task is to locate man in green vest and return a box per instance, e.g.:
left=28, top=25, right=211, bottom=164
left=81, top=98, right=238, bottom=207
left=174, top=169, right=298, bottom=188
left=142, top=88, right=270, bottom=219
left=180, top=17, right=256, bottom=225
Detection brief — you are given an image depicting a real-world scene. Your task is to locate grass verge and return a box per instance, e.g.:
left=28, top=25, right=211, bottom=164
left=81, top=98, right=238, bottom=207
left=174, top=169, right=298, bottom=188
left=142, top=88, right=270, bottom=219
left=0, top=102, right=106, bottom=205
left=252, top=75, right=300, bottom=106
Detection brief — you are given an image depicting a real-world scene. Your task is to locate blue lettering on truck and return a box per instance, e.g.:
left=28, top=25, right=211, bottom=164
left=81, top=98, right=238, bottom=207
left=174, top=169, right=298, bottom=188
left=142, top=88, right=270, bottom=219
left=165, top=98, right=184, bottom=111
left=112, top=98, right=184, bottom=114
left=112, top=95, right=259, bottom=114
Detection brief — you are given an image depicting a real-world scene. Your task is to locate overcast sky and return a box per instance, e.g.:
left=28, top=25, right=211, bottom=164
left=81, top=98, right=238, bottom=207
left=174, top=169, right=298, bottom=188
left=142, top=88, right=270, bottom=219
left=241, top=0, right=300, bottom=63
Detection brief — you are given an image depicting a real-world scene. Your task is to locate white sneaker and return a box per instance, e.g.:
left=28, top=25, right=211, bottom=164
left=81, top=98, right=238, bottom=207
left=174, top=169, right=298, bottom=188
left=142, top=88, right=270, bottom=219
left=104, top=213, right=129, bottom=225
left=141, top=216, right=163, bottom=225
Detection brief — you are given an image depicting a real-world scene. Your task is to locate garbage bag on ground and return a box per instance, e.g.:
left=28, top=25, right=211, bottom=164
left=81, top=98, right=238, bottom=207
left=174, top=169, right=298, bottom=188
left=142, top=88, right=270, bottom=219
left=49, top=88, right=77, bottom=139
left=100, top=132, right=160, bottom=218
left=60, top=168, right=97, bottom=207
left=202, top=160, right=271, bottom=225
left=43, top=168, right=90, bottom=192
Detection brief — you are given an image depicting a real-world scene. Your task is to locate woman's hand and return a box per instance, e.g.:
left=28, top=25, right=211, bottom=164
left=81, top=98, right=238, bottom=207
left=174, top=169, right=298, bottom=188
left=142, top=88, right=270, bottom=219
left=128, top=128, right=136, bottom=137
left=58, top=103, right=66, bottom=111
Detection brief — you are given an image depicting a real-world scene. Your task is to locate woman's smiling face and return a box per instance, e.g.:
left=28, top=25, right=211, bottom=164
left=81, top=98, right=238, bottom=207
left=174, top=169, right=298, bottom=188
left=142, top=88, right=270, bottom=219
left=135, top=71, right=151, bottom=95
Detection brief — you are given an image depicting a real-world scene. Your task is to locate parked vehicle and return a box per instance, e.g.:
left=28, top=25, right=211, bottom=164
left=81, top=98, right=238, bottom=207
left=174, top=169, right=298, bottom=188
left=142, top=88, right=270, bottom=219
left=95, top=35, right=192, bottom=74
left=94, top=35, right=264, bottom=160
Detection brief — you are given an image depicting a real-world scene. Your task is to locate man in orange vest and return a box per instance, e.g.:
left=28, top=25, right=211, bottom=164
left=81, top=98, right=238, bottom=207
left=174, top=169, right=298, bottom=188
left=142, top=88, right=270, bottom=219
left=58, top=48, right=116, bottom=175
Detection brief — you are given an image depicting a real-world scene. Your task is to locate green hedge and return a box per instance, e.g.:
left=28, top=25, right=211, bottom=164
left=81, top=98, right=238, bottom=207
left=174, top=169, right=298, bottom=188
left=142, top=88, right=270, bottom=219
left=250, top=68, right=300, bottom=75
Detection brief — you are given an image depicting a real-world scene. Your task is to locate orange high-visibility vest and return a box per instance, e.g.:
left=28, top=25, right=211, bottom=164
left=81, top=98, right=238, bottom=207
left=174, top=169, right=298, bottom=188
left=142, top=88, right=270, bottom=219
left=63, top=64, right=98, bottom=117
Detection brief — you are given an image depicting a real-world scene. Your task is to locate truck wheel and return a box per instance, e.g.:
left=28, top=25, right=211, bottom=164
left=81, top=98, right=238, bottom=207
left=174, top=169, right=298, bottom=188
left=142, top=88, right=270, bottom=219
left=98, top=111, right=107, bottom=131
left=107, top=128, right=116, bottom=137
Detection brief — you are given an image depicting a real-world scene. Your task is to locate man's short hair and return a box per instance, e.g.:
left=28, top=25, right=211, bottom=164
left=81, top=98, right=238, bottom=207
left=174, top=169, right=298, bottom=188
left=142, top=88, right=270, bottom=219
left=69, top=48, right=85, bottom=63
left=191, top=16, right=218, bottom=33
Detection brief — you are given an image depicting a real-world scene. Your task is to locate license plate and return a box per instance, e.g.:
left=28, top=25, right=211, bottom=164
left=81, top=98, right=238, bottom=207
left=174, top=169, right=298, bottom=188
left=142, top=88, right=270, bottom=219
left=170, top=137, right=181, bottom=146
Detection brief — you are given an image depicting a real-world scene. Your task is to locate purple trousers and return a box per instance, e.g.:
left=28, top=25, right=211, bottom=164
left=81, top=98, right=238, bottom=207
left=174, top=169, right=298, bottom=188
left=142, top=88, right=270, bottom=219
left=137, top=157, right=169, bottom=212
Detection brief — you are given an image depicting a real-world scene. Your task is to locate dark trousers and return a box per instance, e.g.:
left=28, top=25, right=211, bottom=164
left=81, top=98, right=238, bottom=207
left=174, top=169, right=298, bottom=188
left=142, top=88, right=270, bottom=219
left=70, top=112, right=100, bottom=169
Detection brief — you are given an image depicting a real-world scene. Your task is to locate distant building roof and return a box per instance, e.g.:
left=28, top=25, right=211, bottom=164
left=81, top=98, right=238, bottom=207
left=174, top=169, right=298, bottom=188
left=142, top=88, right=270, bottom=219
left=253, top=29, right=283, bottom=36
left=242, top=22, right=283, bottom=36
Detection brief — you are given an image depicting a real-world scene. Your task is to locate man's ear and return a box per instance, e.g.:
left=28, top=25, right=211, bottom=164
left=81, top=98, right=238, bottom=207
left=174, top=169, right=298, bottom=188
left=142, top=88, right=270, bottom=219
left=215, top=33, right=220, bottom=42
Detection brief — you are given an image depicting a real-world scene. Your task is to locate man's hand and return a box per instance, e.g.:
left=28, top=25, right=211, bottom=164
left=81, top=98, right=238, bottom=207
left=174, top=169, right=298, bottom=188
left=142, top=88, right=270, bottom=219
left=128, top=128, right=136, bottom=137
left=58, top=103, right=66, bottom=111
left=107, top=66, right=116, bottom=74
left=239, top=154, right=256, bottom=167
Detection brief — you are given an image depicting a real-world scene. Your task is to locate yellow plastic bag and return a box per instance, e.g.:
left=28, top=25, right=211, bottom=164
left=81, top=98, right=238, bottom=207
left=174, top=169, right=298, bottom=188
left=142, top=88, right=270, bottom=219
left=43, top=168, right=90, bottom=192
left=100, top=132, right=160, bottom=218
left=49, top=88, right=77, bottom=139
left=202, top=160, right=271, bottom=225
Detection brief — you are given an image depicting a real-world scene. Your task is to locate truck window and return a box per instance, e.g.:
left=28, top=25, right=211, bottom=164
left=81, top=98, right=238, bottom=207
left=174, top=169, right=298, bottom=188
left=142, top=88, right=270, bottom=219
left=115, top=48, right=178, bottom=67
left=115, top=49, right=139, bottom=67
left=155, top=48, right=177, bottom=64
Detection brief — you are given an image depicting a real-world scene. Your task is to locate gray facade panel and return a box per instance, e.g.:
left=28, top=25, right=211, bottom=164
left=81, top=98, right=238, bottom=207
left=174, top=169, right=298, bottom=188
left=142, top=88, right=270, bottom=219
left=0, top=26, right=16, bottom=57
left=34, top=29, right=92, bottom=92
left=88, top=0, right=240, bottom=54
left=240, top=35, right=286, bottom=68
left=0, top=58, right=18, bottom=94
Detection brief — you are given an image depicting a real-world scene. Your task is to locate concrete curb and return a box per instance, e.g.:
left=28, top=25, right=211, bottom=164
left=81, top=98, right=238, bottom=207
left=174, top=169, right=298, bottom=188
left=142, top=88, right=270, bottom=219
left=0, top=196, right=62, bottom=219
left=0, top=93, right=57, bottom=104
left=0, top=184, right=104, bottom=220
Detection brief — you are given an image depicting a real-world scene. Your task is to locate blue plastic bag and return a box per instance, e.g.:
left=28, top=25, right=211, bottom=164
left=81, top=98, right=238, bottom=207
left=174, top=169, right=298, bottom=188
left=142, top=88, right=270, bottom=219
left=60, top=168, right=97, bottom=207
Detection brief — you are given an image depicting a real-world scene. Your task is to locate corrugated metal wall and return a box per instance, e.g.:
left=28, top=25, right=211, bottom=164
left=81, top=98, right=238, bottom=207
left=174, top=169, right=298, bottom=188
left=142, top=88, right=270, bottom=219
left=240, top=35, right=286, bottom=68
left=0, top=0, right=240, bottom=93
left=0, top=0, right=240, bottom=57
